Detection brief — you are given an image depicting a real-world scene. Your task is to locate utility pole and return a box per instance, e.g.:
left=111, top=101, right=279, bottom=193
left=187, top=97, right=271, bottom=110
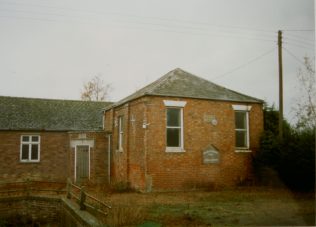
left=278, top=30, right=283, bottom=141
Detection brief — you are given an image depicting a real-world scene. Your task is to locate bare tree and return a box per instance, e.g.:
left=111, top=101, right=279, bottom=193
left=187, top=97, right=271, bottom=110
left=81, top=75, right=112, bottom=101
left=293, top=56, right=316, bottom=130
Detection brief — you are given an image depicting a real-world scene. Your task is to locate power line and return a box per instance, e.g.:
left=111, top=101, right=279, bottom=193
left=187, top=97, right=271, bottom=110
left=0, top=13, right=277, bottom=43
left=282, top=29, right=315, bottom=32
left=211, top=47, right=276, bottom=80
left=2, top=1, right=314, bottom=51
left=0, top=7, right=69, bottom=18
left=0, top=9, right=276, bottom=40
left=283, top=42, right=315, bottom=51
left=0, top=14, right=60, bottom=23
left=1, top=0, right=314, bottom=38
left=283, top=47, right=308, bottom=66
left=283, top=37, right=314, bottom=47
left=284, top=33, right=314, bottom=43
left=0, top=1, right=277, bottom=34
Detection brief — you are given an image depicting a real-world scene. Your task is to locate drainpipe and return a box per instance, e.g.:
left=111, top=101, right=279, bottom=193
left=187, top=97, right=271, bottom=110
left=107, top=134, right=111, bottom=184
left=102, top=109, right=111, bottom=184
left=110, top=108, right=115, bottom=184
left=126, top=103, right=131, bottom=186
left=143, top=100, right=149, bottom=192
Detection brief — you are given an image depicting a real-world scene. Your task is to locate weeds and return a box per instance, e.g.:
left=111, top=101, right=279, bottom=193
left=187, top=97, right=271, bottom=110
left=106, top=205, right=146, bottom=227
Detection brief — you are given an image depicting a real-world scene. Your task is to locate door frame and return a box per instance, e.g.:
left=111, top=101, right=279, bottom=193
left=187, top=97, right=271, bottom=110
left=74, top=145, right=91, bottom=183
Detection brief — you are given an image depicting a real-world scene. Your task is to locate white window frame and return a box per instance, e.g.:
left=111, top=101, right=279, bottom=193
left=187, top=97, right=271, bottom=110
left=163, top=100, right=187, bottom=107
left=164, top=100, right=186, bottom=152
left=20, top=135, right=40, bottom=162
left=118, top=116, right=124, bottom=151
left=232, top=105, right=251, bottom=151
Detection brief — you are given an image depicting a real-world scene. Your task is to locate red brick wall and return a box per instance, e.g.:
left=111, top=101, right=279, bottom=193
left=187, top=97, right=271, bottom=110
left=0, top=131, right=69, bottom=182
left=126, top=99, right=147, bottom=190
left=105, top=96, right=263, bottom=191
left=146, top=97, right=263, bottom=191
left=105, top=99, right=148, bottom=190
left=104, top=109, right=113, bottom=132
left=0, top=131, right=108, bottom=185
left=110, top=104, right=129, bottom=185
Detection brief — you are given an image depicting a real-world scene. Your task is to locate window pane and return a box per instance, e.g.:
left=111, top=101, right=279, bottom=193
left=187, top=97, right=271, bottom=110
left=236, top=131, right=247, bottom=147
left=167, top=108, right=180, bottom=127
left=119, top=132, right=123, bottom=149
left=21, top=144, right=29, bottom=160
left=22, top=136, right=29, bottom=142
left=32, top=136, right=39, bottom=142
left=167, top=128, right=180, bottom=147
left=119, top=116, right=124, bottom=132
left=235, top=112, right=246, bottom=129
left=31, top=144, right=38, bottom=160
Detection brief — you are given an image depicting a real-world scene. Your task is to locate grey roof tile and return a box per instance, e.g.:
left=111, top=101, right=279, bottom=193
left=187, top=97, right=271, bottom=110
left=0, top=96, right=112, bottom=131
left=108, top=68, right=262, bottom=109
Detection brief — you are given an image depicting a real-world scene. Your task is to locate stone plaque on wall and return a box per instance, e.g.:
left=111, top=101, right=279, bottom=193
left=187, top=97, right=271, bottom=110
left=78, top=133, right=87, bottom=139
left=203, top=145, right=220, bottom=164
left=204, top=114, right=218, bottom=126
left=203, top=114, right=212, bottom=123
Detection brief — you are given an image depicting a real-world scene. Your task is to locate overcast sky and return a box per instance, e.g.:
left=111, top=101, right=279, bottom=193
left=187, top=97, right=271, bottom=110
left=0, top=0, right=314, bottom=122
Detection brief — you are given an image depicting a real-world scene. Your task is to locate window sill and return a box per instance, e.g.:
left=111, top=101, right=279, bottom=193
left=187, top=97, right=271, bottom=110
left=20, top=160, right=40, bottom=163
left=165, top=147, right=185, bottom=153
left=235, top=149, right=252, bottom=153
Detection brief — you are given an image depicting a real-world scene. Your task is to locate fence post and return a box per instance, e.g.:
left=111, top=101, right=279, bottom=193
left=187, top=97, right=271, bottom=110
left=79, top=186, right=86, bottom=210
left=66, top=178, right=71, bottom=199
left=26, top=178, right=30, bottom=196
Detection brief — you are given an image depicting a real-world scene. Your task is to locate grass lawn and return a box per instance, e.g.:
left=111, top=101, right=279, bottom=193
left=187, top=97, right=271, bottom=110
left=89, top=187, right=315, bottom=226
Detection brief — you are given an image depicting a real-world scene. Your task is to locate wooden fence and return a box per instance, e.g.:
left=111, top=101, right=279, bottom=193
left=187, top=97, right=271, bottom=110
left=66, top=178, right=111, bottom=216
left=0, top=179, right=111, bottom=217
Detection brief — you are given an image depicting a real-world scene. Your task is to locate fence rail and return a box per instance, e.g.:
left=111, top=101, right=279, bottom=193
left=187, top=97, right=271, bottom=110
left=66, top=178, right=111, bottom=216
left=0, top=179, right=111, bottom=217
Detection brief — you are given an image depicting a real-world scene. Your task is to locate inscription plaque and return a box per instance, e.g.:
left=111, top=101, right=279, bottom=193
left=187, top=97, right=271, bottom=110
left=203, top=145, right=220, bottom=164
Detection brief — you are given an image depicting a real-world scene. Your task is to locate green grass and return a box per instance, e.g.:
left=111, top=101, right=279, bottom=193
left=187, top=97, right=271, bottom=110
left=144, top=188, right=315, bottom=226
left=90, top=187, right=315, bottom=226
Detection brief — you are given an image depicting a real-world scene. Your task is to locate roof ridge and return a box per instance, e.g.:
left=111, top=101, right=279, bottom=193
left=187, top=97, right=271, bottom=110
left=108, top=68, right=180, bottom=108
left=174, top=68, right=219, bottom=86
left=107, top=68, right=262, bottom=109
left=145, top=69, right=176, bottom=94
left=172, top=68, right=262, bottom=102
left=0, top=95, right=113, bottom=104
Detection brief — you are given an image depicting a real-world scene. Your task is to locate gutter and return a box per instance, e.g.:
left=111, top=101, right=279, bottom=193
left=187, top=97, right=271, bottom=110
left=102, top=93, right=263, bottom=113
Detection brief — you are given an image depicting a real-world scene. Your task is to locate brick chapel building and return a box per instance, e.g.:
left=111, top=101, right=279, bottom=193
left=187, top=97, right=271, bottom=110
left=104, top=68, right=263, bottom=191
left=0, top=68, right=263, bottom=192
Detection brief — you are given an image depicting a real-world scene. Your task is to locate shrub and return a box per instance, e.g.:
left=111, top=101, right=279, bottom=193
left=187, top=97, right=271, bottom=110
left=278, top=129, right=315, bottom=191
left=254, top=105, right=315, bottom=191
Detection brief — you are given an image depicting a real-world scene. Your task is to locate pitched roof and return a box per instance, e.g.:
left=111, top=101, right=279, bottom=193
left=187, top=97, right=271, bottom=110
left=107, top=68, right=262, bottom=109
left=0, top=96, right=112, bottom=131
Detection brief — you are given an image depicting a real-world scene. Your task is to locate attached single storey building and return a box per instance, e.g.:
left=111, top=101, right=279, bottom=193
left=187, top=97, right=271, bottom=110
left=0, top=68, right=263, bottom=191
left=0, top=97, right=112, bottom=184
left=104, top=68, right=263, bottom=191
